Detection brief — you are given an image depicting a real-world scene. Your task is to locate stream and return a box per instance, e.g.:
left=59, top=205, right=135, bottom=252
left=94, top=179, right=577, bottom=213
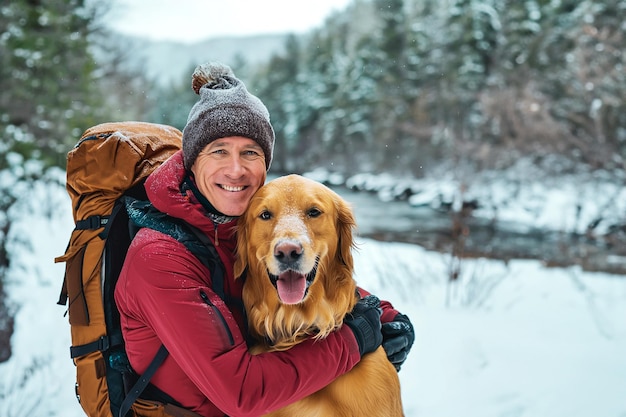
left=333, top=185, right=626, bottom=276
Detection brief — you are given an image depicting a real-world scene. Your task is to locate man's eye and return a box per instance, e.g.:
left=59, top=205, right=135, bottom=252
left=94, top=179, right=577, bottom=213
left=243, top=150, right=262, bottom=158
left=259, top=210, right=272, bottom=220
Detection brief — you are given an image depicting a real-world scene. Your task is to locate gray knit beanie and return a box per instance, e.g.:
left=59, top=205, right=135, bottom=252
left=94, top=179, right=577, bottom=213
left=182, top=62, right=275, bottom=170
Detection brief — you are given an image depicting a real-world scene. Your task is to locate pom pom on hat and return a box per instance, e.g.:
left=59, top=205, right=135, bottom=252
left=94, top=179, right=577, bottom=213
left=182, top=62, right=275, bottom=170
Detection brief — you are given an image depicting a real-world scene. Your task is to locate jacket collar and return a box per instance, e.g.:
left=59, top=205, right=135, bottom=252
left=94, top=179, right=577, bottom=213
left=181, top=172, right=236, bottom=225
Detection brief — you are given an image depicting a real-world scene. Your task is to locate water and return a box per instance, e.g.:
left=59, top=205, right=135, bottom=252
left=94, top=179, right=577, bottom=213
left=333, top=185, right=626, bottom=275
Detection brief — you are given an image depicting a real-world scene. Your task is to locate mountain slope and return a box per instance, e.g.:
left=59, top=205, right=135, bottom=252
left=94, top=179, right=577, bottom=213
left=112, top=33, right=287, bottom=85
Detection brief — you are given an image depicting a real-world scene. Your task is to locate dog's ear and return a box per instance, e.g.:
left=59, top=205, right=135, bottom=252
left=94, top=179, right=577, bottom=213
left=335, top=196, right=357, bottom=270
left=234, top=218, right=248, bottom=279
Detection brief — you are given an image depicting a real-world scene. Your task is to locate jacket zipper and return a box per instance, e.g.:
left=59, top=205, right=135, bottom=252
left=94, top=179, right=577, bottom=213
left=199, top=290, right=234, bottom=346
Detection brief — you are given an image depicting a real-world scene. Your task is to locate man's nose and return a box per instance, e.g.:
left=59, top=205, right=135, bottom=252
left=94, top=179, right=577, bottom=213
left=224, top=155, right=245, bottom=176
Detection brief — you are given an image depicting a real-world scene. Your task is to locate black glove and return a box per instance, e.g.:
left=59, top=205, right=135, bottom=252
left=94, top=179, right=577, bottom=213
left=382, top=313, right=415, bottom=371
left=344, top=295, right=383, bottom=356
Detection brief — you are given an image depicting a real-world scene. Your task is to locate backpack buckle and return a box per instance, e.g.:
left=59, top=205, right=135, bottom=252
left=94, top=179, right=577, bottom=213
left=70, top=336, right=110, bottom=358
left=76, top=215, right=109, bottom=230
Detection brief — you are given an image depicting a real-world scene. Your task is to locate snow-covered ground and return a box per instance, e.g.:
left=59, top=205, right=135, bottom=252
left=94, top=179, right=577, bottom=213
left=1, top=168, right=625, bottom=417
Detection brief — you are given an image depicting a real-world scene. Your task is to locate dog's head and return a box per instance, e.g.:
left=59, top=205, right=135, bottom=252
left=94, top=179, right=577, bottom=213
left=235, top=174, right=358, bottom=349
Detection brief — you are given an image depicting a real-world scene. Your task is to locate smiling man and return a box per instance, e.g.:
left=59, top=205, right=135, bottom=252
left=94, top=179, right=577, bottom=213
left=113, top=62, right=416, bottom=417
left=190, top=137, right=266, bottom=216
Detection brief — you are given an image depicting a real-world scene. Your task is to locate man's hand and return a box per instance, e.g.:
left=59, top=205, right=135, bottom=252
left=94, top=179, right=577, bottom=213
left=344, top=295, right=383, bottom=356
left=382, top=313, right=414, bottom=371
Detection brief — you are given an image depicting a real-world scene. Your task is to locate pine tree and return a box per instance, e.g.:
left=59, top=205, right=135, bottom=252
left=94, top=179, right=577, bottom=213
left=0, top=0, right=103, bottom=363
left=0, top=0, right=106, bottom=168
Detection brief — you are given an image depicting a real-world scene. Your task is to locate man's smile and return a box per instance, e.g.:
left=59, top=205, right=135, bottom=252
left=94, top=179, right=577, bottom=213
left=220, top=184, right=246, bottom=192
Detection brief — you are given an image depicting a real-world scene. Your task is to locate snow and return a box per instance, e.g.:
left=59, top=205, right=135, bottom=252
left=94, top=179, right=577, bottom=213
left=359, top=250, right=626, bottom=417
left=1, top=168, right=626, bottom=417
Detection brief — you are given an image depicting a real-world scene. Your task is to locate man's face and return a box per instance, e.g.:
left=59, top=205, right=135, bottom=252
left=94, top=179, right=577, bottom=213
left=191, top=136, right=267, bottom=216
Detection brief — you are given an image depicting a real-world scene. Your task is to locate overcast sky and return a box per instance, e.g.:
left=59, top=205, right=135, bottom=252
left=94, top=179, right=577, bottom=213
left=105, top=0, right=353, bottom=43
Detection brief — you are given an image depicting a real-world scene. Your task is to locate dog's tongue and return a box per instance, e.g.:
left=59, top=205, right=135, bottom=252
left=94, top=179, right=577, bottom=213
left=276, top=271, right=307, bottom=304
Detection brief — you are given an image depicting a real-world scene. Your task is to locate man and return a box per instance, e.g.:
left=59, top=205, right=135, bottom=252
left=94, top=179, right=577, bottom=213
left=115, top=62, right=414, bottom=417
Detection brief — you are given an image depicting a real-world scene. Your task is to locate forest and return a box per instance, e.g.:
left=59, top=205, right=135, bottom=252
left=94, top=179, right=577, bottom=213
left=2, top=0, right=625, bottom=175
left=1, top=0, right=624, bottom=363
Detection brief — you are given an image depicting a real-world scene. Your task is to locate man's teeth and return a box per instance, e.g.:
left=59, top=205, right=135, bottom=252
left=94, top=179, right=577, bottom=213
left=221, top=184, right=244, bottom=192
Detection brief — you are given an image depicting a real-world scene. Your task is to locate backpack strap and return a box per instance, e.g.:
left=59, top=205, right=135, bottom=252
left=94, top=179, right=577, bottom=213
left=118, top=344, right=169, bottom=417
left=183, top=223, right=225, bottom=300
left=56, top=203, right=123, bottom=311
left=69, top=333, right=125, bottom=359
left=75, top=215, right=109, bottom=231
left=125, top=197, right=227, bottom=299
left=122, top=197, right=239, bottom=410
left=73, top=199, right=123, bottom=236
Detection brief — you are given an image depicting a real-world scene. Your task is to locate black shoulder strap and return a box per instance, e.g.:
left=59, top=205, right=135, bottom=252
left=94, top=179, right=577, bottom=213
left=119, top=198, right=242, bottom=415
left=125, top=197, right=226, bottom=300
left=183, top=223, right=225, bottom=300
left=118, top=344, right=169, bottom=417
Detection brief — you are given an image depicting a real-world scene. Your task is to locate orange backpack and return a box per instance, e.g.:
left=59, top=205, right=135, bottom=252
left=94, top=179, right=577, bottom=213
left=54, top=122, right=202, bottom=417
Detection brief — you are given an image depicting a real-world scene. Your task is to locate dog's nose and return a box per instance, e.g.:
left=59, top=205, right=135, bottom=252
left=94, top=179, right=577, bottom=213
left=274, top=240, right=303, bottom=265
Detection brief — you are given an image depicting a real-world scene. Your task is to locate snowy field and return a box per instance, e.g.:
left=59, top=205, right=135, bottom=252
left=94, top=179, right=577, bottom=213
left=1, top=169, right=625, bottom=417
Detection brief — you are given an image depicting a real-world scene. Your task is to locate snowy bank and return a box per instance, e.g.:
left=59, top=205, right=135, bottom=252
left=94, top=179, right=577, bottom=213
left=1, top=171, right=625, bottom=417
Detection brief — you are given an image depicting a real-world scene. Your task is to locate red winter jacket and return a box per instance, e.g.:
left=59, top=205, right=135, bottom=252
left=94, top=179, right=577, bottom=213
left=115, top=151, right=399, bottom=417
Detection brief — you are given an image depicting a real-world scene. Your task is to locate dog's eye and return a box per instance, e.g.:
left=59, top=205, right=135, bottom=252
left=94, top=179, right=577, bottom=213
left=307, top=208, right=322, bottom=218
left=259, top=210, right=272, bottom=220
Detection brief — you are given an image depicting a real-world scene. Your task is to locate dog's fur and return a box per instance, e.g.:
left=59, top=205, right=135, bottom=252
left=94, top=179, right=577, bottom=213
left=235, top=174, right=404, bottom=417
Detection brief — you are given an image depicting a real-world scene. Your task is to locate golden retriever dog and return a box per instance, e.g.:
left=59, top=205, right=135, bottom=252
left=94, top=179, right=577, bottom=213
left=235, top=174, right=404, bottom=417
